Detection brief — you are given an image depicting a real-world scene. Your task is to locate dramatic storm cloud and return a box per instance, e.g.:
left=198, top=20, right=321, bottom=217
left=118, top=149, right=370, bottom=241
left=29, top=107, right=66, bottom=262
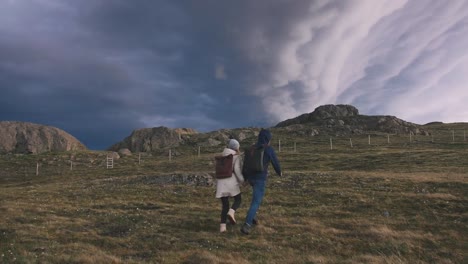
left=1, top=0, right=467, bottom=149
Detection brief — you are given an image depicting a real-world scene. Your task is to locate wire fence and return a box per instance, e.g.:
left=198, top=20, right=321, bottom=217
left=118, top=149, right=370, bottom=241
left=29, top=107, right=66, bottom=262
left=1, top=130, right=467, bottom=180
left=274, top=131, right=468, bottom=153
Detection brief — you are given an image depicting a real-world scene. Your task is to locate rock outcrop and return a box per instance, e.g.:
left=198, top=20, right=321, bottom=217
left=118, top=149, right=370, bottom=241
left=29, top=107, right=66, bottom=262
left=276, top=104, right=359, bottom=127
left=275, top=104, right=428, bottom=135
left=108, top=126, right=198, bottom=152
left=109, top=126, right=261, bottom=152
left=0, top=121, right=87, bottom=154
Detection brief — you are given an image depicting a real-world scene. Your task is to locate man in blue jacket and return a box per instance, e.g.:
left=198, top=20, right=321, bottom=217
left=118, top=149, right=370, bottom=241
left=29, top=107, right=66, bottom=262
left=241, top=128, right=282, bottom=235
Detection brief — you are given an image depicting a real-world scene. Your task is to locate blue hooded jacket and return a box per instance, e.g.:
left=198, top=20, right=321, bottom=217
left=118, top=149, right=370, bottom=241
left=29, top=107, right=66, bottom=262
left=251, top=129, right=282, bottom=180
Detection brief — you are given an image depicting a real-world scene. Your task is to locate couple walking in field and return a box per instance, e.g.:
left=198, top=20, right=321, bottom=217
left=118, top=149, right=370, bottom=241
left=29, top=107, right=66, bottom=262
left=215, top=129, right=282, bottom=234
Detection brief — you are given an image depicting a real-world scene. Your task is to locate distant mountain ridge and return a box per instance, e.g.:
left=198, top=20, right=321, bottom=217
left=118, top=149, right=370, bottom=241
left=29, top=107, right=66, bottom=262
left=0, top=121, right=87, bottom=154
left=1, top=105, right=443, bottom=154
left=109, top=104, right=431, bottom=153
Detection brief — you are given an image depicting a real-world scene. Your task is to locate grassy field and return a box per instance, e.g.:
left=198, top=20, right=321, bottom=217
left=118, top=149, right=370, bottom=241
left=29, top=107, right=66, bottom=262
left=0, top=125, right=467, bottom=263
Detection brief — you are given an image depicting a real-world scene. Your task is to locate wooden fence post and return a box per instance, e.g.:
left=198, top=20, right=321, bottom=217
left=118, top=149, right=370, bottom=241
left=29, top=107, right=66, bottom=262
left=198, top=146, right=201, bottom=158
left=387, top=134, right=390, bottom=144
left=70, top=161, right=73, bottom=171
left=452, top=130, right=455, bottom=143
left=278, top=140, right=281, bottom=152
left=350, top=138, right=353, bottom=148
left=169, top=149, right=172, bottom=161
left=330, top=138, right=333, bottom=150
left=36, top=162, right=39, bottom=176
left=368, top=135, right=371, bottom=145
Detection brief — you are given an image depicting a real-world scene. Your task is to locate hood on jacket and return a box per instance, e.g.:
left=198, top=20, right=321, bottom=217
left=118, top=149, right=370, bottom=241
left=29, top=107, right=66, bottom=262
left=222, top=147, right=237, bottom=156
left=257, top=129, right=272, bottom=146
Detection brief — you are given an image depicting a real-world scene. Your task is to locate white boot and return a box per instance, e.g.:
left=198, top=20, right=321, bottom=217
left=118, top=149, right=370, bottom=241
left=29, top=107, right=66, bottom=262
left=220, top=223, right=227, bottom=233
left=227, top=209, right=236, bottom=224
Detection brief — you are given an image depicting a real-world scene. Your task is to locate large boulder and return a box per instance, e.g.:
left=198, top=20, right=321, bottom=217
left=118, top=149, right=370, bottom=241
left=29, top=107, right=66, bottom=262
left=118, top=148, right=132, bottom=156
left=0, top=121, right=87, bottom=154
left=313, top=104, right=359, bottom=119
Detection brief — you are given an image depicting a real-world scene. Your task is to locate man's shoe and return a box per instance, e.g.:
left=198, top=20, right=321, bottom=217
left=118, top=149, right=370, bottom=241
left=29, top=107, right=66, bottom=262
left=240, top=223, right=251, bottom=235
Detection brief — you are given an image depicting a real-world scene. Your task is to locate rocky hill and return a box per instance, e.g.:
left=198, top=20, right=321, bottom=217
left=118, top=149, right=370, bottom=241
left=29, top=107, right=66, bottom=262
left=276, top=104, right=429, bottom=136
left=0, top=121, right=87, bottom=154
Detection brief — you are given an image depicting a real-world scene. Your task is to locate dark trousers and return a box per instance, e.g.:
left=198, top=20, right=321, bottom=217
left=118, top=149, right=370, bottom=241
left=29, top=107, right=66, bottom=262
left=220, top=194, right=242, bottom=223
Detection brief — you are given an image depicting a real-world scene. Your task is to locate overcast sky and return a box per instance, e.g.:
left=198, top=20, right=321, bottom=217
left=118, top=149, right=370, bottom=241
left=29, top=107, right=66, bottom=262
left=1, top=0, right=468, bottom=149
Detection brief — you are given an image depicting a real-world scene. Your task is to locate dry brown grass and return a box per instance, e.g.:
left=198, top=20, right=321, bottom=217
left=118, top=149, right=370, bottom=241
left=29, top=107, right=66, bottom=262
left=1, top=128, right=467, bottom=263
left=343, top=171, right=467, bottom=183
left=1, top=169, right=466, bottom=263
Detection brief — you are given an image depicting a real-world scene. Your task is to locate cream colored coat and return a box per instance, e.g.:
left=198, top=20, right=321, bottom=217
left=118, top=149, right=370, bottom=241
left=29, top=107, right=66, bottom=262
left=215, top=148, right=244, bottom=198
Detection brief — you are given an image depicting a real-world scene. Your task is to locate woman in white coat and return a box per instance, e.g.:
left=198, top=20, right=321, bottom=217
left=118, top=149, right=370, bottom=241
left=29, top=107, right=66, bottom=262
left=216, top=139, right=244, bottom=233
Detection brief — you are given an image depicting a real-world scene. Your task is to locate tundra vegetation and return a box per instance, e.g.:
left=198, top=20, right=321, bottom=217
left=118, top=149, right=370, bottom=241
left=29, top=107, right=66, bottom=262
left=0, top=123, right=467, bottom=263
